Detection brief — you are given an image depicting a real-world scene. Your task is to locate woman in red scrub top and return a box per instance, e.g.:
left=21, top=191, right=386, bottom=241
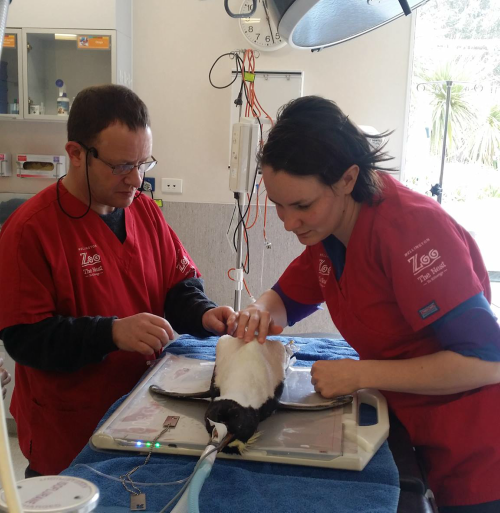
left=228, top=96, right=500, bottom=512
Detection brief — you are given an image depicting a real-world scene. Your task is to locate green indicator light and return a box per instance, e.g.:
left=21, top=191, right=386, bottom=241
left=155, top=442, right=161, bottom=448
left=146, top=442, right=151, bottom=447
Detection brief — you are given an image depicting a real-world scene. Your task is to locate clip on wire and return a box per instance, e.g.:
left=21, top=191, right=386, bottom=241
left=244, top=71, right=255, bottom=82
left=163, top=416, right=180, bottom=429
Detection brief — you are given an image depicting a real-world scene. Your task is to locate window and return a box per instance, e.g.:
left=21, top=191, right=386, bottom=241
left=405, top=0, right=500, bottom=277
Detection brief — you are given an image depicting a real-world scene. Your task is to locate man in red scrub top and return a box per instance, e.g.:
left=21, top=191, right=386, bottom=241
left=0, top=85, right=233, bottom=477
left=227, top=96, right=500, bottom=512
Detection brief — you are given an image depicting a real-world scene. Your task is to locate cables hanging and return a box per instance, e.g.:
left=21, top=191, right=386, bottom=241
left=209, top=49, right=273, bottom=300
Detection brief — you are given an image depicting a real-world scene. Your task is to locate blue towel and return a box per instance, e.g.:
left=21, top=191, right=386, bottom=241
left=166, top=335, right=359, bottom=367
left=61, top=336, right=399, bottom=512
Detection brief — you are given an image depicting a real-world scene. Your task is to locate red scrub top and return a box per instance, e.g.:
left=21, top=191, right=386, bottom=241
left=0, top=183, right=199, bottom=475
left=278, top=173, right=499, bottom=507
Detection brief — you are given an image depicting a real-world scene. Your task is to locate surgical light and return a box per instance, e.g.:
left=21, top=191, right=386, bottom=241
left=259, top=0, right=431, bottom=50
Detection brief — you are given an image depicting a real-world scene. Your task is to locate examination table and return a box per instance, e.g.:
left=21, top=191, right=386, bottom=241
left=61, top=335, right=436, bottom=512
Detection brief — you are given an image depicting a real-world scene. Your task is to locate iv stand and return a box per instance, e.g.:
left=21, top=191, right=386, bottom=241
left=436, top=81, right=452, bottom=204
left=234, top=192, right=246, bottom=311
left=417, top=80, right=481, bottom=204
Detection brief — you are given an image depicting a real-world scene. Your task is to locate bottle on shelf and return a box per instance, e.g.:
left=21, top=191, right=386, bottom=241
left=9, top=98, right=19, bottom=115
left=55, top=79, right=70, bottom=116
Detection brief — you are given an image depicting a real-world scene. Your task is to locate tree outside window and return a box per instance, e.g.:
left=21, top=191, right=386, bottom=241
left=405, top=0, right=500, bottom=273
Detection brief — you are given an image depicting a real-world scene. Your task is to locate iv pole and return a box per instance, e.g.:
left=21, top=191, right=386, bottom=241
left=417, top=80, right=481, bottom=204
left=436, top=80, right=451, bottom=204
left=234, top=192, right=246, bottom=311
left=231, top=84, right=262, bottom=312
left=233, top=91, right=245, bottom=312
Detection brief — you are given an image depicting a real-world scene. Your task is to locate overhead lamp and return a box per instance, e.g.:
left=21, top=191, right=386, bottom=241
left=230, top=0, right=431, bottom=51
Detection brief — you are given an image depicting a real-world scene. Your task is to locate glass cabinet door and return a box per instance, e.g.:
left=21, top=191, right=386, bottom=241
left=23, top=29, right=115, bottom=120
left=1, top=30, right=22, bottom=118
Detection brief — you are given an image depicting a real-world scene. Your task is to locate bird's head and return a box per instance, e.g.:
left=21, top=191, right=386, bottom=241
left=204, top=399, right=261, bottom=454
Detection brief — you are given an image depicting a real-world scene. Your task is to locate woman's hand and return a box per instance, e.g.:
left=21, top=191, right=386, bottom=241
left=227, top=303, right=284, bottom=344
left=312, top=352, right=500, bottom=398
left=310, top=359, right=361, bottom=398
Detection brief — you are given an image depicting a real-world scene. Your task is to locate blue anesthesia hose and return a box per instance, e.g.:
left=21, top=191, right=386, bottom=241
left=170, top=420, right=228, bottom=513
left=187, top=443, right=219, bottom=513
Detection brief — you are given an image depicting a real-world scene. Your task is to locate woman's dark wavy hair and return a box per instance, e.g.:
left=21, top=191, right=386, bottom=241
left=67, top=84, right=150, bottom=146
left=259, top=96, right=396, bottom=204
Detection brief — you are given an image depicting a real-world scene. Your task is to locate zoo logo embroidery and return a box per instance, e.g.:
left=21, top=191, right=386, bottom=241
left=79, top=248, right=104, bottom=278
left=407, top=249, right=440, bottom=275
left=177, top=256, right=189, bottom=274
left=319, top=259, right=331, bottom=276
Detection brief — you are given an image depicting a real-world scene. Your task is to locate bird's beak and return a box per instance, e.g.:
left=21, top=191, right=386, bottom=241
left=217, top=432, right=235, bottom=452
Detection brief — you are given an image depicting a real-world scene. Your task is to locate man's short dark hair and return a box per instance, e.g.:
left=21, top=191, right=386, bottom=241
left=259, top=96, right=395, bottom=204
left=67, top=84, right=150, bottom=146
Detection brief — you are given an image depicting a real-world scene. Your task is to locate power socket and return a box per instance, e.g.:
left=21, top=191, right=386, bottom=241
left=162, top=178, right=183, bottom=194
left=143, top=177, right=155, bottom=191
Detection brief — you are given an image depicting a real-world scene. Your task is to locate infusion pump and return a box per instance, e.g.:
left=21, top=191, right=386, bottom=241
left=228, top=121, right=386, bottom=195
left=229, top=118, right=261, bottom=194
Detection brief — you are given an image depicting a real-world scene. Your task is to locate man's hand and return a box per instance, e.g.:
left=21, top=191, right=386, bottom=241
left=0, top=358, right=12, bottom=400
left=311, top=359, right=361, bottom=398
left=112, top=313, right=174, bottom=355
left=202, top=306, right=236, bottom=336
left=227, top=303, right=284, bottom=344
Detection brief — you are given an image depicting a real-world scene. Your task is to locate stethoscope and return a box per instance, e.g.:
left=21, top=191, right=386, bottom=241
left=56, top=145, right=144, bottom=219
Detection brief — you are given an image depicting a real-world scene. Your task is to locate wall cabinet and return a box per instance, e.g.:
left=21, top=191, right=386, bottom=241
left=0, top=30, right=23, bottom=118
left=1, top=27, right=129, bottom=122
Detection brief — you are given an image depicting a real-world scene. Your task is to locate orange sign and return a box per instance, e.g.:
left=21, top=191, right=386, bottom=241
left=3, top=35, right=16, bottom=49
left=77, top=36, right=110, bottom=50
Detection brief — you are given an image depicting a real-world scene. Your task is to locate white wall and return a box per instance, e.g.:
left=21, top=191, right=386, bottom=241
left=0, top=0, right=417, bottom=327
left=132, top=1, right=414, bottom=205
left=6, top=0, right=117, bottom=31
left=0, top=2, right=413, bottom=200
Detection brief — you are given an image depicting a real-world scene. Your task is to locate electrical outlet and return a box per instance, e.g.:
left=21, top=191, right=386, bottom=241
left=161, top=178, right=183, bottom=194
left=143, top=177, right=155, bottom=191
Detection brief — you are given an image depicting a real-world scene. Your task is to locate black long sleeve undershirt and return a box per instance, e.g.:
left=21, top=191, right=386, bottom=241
left=0, top=277, right=217, bottom=373
left=1, top=315, right=117, bottom=373
left=164, top=277, right=217, bottom=337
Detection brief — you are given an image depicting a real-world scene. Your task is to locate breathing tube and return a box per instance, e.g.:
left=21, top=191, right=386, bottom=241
left=170, top=420, right=232, bottom=513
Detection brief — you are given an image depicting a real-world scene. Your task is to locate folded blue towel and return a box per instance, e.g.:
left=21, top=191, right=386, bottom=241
left=61, top=336, right=399, bottom=512
left=166, top=335, right=359, bottom=367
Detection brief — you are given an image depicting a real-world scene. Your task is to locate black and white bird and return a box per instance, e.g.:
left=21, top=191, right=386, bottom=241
left=149, top=336, right=352, bottom=455
left=204, top=335, right=292, bottom=454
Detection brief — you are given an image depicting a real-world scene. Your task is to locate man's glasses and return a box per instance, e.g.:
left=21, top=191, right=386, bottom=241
left=101, top=157, right=157, bottom=176
left=79, top=142, right=157, bottom=175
